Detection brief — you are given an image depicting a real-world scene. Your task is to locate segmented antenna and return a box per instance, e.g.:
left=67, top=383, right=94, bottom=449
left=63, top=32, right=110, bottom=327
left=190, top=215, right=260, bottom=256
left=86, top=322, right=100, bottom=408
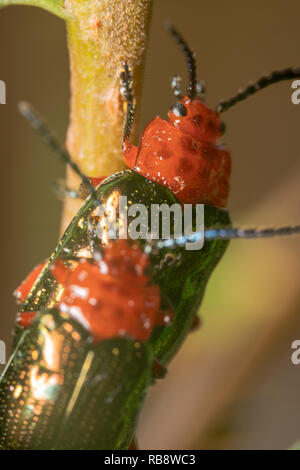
left=204, top=225, right=300, bottom=240
left=167, top=24, right=197, bottom=101
left=217, top=67, right=300, bottom=113
left=120, top=62, right=135, bottom=143
left=18, top=101, right=98, bottom=200
left=149, top=224, right=300, bottom=250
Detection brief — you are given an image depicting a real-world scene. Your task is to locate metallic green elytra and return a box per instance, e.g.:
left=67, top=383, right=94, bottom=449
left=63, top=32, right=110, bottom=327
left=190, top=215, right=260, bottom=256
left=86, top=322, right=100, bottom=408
left=148, top=204, right=230, bottom=364
left=0, top=169, right=230, bottom=449
left=18, top=170, right=230, bottom=364
left=0, top=311, right=153, bottom=450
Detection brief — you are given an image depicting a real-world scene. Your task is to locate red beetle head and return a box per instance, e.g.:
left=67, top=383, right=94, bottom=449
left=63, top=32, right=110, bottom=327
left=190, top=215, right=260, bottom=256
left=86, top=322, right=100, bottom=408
left=165, top=26, right=225, bottom=143
left=168, top=96, right=224, bottom=143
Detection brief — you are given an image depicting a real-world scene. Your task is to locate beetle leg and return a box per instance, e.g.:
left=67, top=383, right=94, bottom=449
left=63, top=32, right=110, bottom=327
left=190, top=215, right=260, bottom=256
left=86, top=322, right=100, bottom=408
left=120, top=63, right=135, bottom=144
left=129, top=435, right=139, bottom=450
left=152, top=358, right=167, bottom=379
left=190, top=315, right=201, bottom=333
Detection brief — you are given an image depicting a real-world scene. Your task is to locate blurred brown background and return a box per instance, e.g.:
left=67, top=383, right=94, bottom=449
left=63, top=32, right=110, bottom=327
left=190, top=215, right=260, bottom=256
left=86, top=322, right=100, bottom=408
left=0, top=0, right=300, bottom=449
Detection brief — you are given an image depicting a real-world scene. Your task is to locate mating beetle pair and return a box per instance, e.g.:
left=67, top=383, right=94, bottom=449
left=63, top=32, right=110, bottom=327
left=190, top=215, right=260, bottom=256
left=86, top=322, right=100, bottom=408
left=0, top=26, right=300, bottom=450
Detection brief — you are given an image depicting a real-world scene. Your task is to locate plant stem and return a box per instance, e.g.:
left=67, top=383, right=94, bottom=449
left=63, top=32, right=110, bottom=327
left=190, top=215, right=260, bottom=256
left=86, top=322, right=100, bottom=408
left=62, top=0, right=153, bottom=229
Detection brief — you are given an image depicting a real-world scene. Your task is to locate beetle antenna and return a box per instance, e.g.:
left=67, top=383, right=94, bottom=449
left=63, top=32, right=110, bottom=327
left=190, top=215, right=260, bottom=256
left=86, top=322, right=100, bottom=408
left=167, top=23, right=197, bottom=101
left=18, top=101, right=98, bottom=199
left=217, top=67, right=300, bottom=113
left=203, top=225, right=300, bottom=240
left=120, top=62, right=136, bottom=144
left=148, top=224, right=300, bottom=250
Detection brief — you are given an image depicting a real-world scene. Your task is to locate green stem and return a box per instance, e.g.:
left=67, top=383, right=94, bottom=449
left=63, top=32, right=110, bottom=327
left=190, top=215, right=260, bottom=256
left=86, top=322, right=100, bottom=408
left=61, top=0, right=153, bottom=227
left=0, top=0, right=153, bottom=227
left=65, top=0, right=152, bottom=177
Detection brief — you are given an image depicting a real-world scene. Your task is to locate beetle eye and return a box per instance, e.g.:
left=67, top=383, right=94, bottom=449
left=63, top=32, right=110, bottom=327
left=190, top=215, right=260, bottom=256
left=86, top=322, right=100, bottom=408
left=170, top=103, right=187, bottom=117
left=220, top=121, right=226, bottom=134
